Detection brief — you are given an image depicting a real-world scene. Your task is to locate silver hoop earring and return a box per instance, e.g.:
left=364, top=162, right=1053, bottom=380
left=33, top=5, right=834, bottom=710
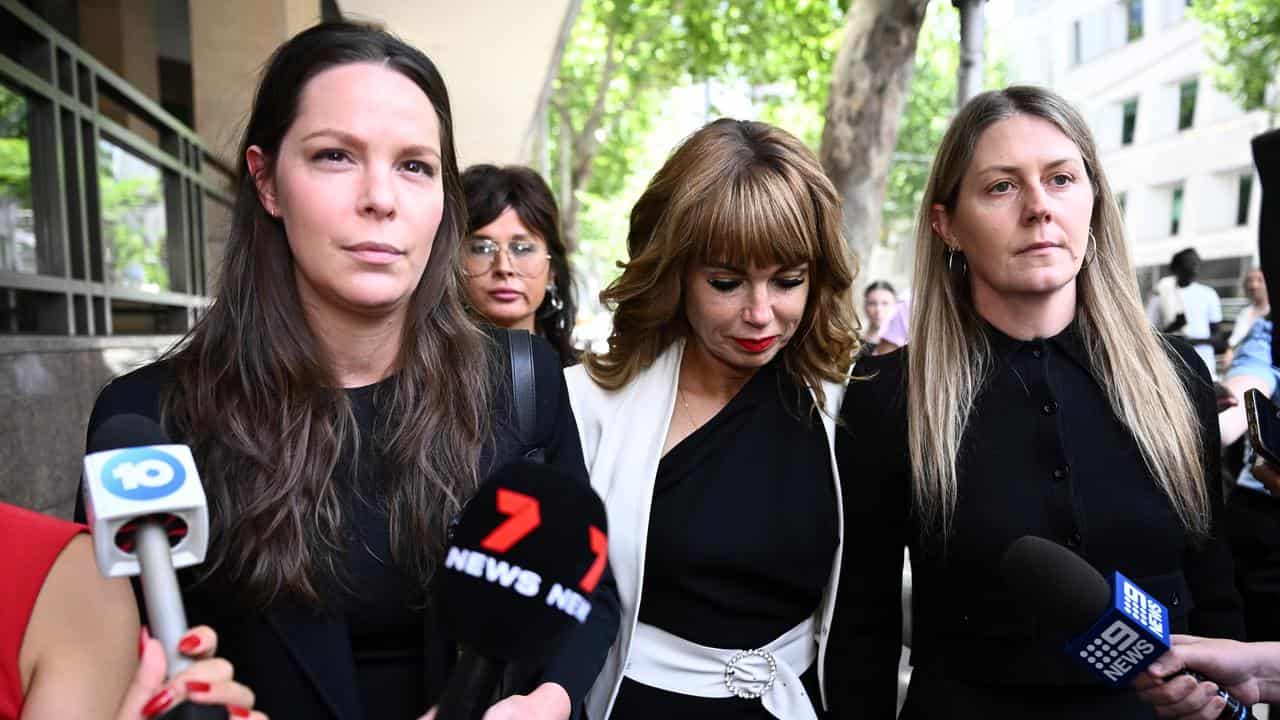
left=946, top=246, right=967, bottom=275
left=542, top=281, right=564, bottom=314
left=1083, top=228, right=1097, bottom=269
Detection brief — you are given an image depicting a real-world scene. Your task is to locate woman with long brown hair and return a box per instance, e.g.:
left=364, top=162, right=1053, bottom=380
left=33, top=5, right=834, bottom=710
left=837, top=85, right=1244, bottom=718
left=83, top=22, right=617, bottom=720
left=567, top=118, right=863, bottom=719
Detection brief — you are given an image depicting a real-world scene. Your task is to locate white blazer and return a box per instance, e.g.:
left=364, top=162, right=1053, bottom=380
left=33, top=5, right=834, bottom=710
left=565, top=339, right=847, bottom=719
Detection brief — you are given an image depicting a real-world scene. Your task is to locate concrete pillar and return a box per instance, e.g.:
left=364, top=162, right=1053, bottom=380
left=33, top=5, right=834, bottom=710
left=78, top=0, right=161, bottom=141
left=189, top=0, right=321, bottom=166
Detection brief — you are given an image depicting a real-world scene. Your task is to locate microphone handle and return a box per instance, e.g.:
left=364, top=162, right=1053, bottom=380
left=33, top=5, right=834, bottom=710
left=157, top=702, right=229, bottom=720
left=1185, top=671, right=1257, bottom=720
left=135, top=521, right=192, bottom=677
left=437, top=650, right=504, bottom=720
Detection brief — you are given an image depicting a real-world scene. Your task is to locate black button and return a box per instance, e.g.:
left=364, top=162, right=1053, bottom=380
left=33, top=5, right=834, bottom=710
left=1066, top=532, right=1082, bottom=548
left=1170, top=592, right=1181, bottom=607
left=1032, top=349, right=1043, bottom=359
left=1042, top=400, right=1059, bottom=415
left=1052, top=467, right=1068, bottom=481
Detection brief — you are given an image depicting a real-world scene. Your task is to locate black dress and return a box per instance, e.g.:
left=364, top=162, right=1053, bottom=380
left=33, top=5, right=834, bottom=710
left=81, top=333, right=620, bottom=720
left=832, top=323, right=1245, bottom=719
left=609, top=362, right=838, bottom=719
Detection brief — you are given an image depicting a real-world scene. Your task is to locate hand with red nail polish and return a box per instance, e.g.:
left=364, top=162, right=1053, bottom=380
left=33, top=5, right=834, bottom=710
left=114, top=625, right=268, bottom=720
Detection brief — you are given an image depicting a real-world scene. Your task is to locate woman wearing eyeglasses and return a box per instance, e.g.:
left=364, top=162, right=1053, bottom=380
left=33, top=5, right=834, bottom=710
left=462, top=165, right=579, bottom=366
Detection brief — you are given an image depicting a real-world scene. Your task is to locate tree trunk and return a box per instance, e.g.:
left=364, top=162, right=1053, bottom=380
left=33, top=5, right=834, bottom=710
left=955, top=0, right=985, bottom=106
left=819, top=0, right=928, bottom=276
left=529, top=0, right=584, bottom=177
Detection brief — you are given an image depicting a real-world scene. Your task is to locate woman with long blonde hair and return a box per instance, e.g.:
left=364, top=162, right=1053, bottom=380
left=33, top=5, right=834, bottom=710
left=836, top=86, right=1244, bottom=718
left=567, top=118, right=870, bottom=719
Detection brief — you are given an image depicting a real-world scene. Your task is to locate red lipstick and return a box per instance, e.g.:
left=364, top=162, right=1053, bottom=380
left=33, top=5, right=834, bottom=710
left=734, top=336, right=778, bottom=353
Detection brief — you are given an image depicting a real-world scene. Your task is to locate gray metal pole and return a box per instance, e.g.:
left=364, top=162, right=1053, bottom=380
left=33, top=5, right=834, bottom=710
left=955, top=0, right=986, bottom=106
left=135, top=522, right=193, bottom=677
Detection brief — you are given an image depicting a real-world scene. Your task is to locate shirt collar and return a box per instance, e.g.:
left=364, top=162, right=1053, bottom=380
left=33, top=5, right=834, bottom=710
left=983, top=319, right=1092, bottom=372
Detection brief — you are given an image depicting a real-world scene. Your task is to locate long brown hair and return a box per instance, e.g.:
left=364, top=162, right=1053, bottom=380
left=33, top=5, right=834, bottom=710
left=907, top=86, right=1209, bottom=540
left=585, top=118, right=859, bottom=409
left=162, top=22, right=493, bottom=607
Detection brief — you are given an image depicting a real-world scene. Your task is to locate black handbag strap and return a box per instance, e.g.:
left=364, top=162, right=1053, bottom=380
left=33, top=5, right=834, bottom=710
left=505, top=329, right=539, bottom=457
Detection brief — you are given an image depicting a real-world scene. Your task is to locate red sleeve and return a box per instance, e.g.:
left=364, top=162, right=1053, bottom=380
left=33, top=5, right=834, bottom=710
left=0, top=503, right=87, bottom=718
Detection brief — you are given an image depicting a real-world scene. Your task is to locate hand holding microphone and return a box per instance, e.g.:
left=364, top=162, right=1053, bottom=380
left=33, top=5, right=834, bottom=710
left=1000, top=536, right=1255, bottom=720
left=1135, top=636, right=1280, bottom=719
left=430, top=460, right=609, bottom=720
left=116, top=626, right=265, bottom=720
left=83, top=414, right=210, bottom=680
left=84, top=414, right=261, bottom=719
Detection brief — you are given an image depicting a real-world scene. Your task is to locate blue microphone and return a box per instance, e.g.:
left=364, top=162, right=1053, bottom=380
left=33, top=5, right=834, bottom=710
left=1001, top=536, right=1253, bottom=720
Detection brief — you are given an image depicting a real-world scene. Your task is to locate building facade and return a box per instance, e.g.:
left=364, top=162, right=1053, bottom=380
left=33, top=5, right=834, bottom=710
left=1008, top=0, right=1271, bottom=301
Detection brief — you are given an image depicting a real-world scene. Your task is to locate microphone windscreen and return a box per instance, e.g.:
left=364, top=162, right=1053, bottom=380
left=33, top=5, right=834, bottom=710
left=999, top=535, right=1110, bottom=639
left=439, top=460, right=608, bottom=662
left=88, top=413, right=169, bottom=453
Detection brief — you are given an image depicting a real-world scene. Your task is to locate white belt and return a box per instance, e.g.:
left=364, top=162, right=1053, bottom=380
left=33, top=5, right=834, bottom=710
left=622, top=618, right=819, bottom=720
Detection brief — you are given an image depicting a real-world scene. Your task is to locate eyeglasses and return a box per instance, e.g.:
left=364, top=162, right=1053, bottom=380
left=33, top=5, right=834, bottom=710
left=462, top=238, right=550, bottom=278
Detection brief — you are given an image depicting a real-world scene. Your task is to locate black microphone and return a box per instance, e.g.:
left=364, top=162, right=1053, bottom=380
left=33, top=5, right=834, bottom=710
left=436, top=460, right=608, bottom=720
left=1000, top=535, right=1254, bottom=720
left=83, top=414, right=223, bottom=720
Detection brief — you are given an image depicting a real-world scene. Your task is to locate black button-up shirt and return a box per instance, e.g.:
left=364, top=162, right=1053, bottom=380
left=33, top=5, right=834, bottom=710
left=830, top=323, right=1245, bottom=719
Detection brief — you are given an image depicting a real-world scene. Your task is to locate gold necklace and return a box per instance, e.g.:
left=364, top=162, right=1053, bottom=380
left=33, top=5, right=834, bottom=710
left=677, top=386, right=700, bottom=433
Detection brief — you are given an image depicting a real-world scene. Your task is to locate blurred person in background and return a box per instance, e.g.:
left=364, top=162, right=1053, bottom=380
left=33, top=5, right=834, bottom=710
left=462, top=164, right=579, bottom=366
left=1224, top=268, right=1269, bottom=367
left=862, top=281, right=898, bottom=350
left=1147, top=248, right=1224, bottom=379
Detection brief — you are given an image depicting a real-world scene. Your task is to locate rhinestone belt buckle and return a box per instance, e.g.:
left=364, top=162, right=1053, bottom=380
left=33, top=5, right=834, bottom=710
left=722, top=648, right=778, bottom=700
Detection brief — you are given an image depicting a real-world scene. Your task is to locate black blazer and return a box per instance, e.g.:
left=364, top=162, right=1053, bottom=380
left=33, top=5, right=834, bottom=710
left=830, top=330, right=1245, bottom=719
left=80, top=333, right=620, bottom=720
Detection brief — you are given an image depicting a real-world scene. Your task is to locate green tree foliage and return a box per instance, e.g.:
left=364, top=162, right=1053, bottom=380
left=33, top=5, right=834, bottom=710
left=99, top=144, right=169, bottom=291
left=1191, top=0, right=1280, bottom=115
left=0, top=84, right=30, bottom=206
left=884, top=3, right=1005, bottom=232
left=548, top=0, right=846, bottom=247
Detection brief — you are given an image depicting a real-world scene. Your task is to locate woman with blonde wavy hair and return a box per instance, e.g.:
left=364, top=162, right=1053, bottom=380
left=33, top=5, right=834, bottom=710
left=566, top=118, right=866, bottom=719
left=836, top=85, right=1245, bottom=718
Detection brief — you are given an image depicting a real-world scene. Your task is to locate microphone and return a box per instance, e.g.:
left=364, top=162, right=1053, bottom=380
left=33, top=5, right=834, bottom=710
left=82, top=414, right=210, bottom=679
left=1000, top=535, right=1254, bottom=720
left=436, top=460, right=609, bottom=720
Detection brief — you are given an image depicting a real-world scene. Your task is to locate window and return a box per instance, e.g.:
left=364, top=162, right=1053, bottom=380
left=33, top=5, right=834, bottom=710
left=1238, top=174, right=1254, bottom=227
left=1127, top=0, right=1144, bottom=42
left=1170, top=184, right=1184, bottom=236
left=0, top=4, right=234, bottom=336
left=1072, top=20, right=1083, bottom=66
left=1121, top=98, right=1138, bottom=145
left=0, top=83, right=35, bottom=275
left=1178, top=79, right=1198, bottom=130
left=99, top=140, right=169, bottom=293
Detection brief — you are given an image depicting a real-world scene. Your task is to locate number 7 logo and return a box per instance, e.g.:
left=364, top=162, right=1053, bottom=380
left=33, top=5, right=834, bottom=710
left=480, top=488, right=541, bottom=553
left=579, top=526, right=607, bottom=594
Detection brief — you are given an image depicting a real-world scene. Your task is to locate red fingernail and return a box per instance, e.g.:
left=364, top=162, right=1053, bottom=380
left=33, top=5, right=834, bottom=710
left=178, top=634, right=201, bottom=654
left=229, top=706, right=252, bottom=718
left=138, top=625, right=149, bottom=657
left=185, top=680, right=212, bottom=693
left=142, top=689, right=174, bottom=717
